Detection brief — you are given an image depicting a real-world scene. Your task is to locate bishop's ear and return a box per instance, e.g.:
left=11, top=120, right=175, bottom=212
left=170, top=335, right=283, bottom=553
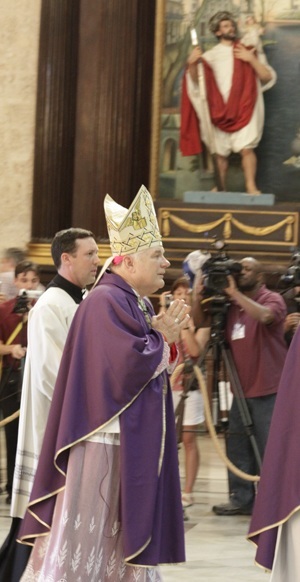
left=123, top=254, right=136, bottom=271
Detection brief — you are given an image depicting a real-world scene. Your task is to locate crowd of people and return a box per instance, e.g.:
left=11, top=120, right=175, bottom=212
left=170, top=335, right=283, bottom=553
left=0, top=188, right=189, bottom=580
left=1, top=204, right=300, bottom=580
left=0, top=10, right=299, bottom=581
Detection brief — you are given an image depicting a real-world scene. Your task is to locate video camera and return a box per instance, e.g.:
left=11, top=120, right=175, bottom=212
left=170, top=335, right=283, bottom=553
left=279, top=251, right=300, bottom=288
left=201, top=239, right=242, bottom=297
left=13, top=289, right=43, bottom=314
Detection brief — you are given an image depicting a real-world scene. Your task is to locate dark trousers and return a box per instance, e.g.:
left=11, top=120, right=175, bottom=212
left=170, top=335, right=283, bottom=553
left=226, top=393, right=276, bottom=507
left=0, top=518, right=32, bottom=581
left=0, top=368, right=21, bottom=494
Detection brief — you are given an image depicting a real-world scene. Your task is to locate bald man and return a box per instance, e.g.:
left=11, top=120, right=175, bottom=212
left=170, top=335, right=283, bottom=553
left=194, top=257, right=287, bottom=515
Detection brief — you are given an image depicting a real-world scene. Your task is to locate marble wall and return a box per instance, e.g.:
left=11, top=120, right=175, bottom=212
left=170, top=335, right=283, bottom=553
left=0, top=1, right=41, bottom=252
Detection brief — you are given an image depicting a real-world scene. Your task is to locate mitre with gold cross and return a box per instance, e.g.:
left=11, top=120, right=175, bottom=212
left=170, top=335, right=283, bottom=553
left=104, top=184, right=162, bottom=256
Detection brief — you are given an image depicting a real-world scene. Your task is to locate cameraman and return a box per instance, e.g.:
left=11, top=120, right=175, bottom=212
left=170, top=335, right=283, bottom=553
left=0, top=260, right=41, bottom=504
left=282, top=286, right=300, bottom=345
left=193, top=257, right=287, bottom=515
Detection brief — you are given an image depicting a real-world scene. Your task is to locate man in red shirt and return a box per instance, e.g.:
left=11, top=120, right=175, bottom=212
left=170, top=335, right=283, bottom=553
left=0, top=260, right=41, bottom=504
left=193, top=257, right=287, bottom=515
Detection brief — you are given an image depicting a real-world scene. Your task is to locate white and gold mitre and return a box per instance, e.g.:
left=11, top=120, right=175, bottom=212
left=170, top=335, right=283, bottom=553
left=104, top=185, right=162, bottom=256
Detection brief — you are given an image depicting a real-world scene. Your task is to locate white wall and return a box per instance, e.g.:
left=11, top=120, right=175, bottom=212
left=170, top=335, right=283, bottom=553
left=0, top=1, right=41, bottom=252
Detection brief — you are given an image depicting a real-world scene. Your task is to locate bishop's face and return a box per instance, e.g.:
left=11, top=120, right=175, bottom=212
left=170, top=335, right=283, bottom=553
left=131, top=247, right=170, bottom=297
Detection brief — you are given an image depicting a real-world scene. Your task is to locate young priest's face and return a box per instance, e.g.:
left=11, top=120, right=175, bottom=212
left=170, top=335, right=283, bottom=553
left=65, top=237, right=100, bottom=288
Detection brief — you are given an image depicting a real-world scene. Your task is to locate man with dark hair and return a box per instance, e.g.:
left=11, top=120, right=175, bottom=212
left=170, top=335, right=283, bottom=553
left=181, top=11, right=277, bottom=194
left=0, top=260, right=41, bottom=505
left=14, top=260, right=40, bottom=285
left=0, top=247, right=26, bottom=301
left=193, top=257, right=287, bottom=515
left=12, top=228, right=99, bottom=514
left=50, top=227, right=96, bottom=269
left=0, top=228, right=99, bottom=581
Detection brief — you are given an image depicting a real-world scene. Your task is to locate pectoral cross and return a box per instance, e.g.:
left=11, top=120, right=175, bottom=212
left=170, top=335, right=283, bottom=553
left=137, top=296, right=152, bottom=328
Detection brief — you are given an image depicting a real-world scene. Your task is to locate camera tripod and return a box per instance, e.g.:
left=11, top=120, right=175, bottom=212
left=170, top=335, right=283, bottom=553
left=174, top=295, right=262, bottom=471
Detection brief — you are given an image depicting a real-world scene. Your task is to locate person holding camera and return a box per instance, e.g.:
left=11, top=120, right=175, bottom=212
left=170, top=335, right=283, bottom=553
left=0, top=260, right=41, bottom=505
left=0, top=247, right=26, bottom=303
left=160, top=277, right=208, bottom=509
left=193, top=257, right=287, bottom=515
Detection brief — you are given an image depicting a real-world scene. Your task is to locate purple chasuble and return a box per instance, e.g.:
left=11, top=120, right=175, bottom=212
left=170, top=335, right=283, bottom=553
left=19, top=272, right=185, bottom=565
left=248, top=325, right=300, bottom=570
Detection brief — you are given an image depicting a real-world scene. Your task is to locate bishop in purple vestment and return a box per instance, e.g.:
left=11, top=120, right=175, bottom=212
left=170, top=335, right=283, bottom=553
left=18, top=186, right=188, bottom=581
left=248, top=324, right=300, bottom=575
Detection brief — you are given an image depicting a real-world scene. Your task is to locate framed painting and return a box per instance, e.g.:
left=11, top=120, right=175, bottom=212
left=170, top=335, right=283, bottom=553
left=150, top=0, right=300, bottom=203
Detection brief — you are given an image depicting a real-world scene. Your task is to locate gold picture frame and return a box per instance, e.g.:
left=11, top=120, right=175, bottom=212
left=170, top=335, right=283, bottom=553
left=149, top=0, right=166, bottom=200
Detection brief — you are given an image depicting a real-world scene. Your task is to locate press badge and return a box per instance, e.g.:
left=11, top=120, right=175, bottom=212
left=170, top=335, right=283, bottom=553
left=231, top=323, right=245, bottom=340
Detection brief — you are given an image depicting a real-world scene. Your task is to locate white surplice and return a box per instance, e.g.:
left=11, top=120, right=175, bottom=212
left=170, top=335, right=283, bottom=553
left=11, top=287, right=79, bottom=518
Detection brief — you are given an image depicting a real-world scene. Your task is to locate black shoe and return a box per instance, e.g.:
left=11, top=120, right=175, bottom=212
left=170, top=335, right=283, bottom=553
left=5, top=494, right=12, bottom=505
left=212, top=501, right=252, bottom=516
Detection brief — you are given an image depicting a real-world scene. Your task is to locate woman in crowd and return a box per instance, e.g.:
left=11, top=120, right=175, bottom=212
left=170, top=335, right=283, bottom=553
left=160, top=277, right=209, bottom=508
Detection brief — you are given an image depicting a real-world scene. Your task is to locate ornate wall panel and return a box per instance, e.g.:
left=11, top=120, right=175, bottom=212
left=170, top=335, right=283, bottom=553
left=155, top=200, right=300, bottom=284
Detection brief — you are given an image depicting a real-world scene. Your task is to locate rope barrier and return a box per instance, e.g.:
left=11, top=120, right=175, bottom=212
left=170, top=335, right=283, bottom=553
left=0, top=409, right=20, bottom=428
left=1, top=367, right=259, bottom=482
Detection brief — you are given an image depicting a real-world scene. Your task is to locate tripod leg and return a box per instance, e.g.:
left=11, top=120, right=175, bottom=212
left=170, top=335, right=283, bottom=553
left=225, top=398, right=257, bottom=507
left=211, top=343, right=222, bottom=427
left=174, top=339, right=215, bottom=445
left=221, top=345, right=262, bottom=469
